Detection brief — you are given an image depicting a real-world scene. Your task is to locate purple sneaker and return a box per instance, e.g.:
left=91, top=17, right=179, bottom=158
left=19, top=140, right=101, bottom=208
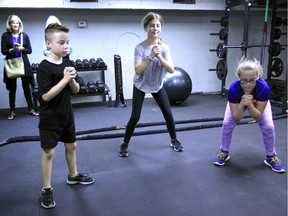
left=264, top=156, right=285, bottom=173
left=214, top=151, right=230, bottom=166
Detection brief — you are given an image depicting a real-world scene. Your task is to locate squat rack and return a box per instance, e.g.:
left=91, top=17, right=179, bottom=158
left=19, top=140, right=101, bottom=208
left=209, top=0, right=287, bottom=113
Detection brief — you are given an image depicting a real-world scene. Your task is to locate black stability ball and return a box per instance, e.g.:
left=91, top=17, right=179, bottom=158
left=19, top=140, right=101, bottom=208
left=163, top=67, right=192, bottom=105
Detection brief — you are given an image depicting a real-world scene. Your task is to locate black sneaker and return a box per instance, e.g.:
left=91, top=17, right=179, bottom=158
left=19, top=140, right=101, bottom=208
left=170, top=139, right=184, bottom=152
left=119, top=143, right=129, bottom=157
left=39, top=188, right=56, bottom=209
left=66, top=172, right=95, bottom=185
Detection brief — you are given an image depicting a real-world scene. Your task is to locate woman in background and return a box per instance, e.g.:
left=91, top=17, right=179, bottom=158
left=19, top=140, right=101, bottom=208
left=1, top=14, right=38, bottom=120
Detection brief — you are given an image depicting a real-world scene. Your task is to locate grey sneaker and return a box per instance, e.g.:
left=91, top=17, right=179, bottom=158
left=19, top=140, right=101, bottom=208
left=170, top=139, right=183, bottom=152
left=67, top=172, right=95, bottom=185
left=119, top=143, right=129, bottom=157
left=39, top=188, right=56, bottom=209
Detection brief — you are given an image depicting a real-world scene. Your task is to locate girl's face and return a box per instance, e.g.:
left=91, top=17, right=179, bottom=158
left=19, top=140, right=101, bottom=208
left=10, top=18, right=20, bottom=33
left=146, top=19, right=162, bottom=39
left=239, top=69, right=258, bottom=94
left=46, top=32, right=69, bottom=58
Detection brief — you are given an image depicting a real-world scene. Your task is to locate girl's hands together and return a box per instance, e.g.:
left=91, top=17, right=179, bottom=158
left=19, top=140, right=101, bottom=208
left=241, top=94, right=253, bottom=107
left=151, top=45, right=160, bottom=58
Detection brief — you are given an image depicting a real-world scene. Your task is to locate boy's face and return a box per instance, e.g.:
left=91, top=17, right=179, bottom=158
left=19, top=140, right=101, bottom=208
left=46, top=31, right=69, bottom=58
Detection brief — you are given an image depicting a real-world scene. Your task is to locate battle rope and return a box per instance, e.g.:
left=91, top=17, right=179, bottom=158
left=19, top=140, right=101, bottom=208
left=75, top=116, right=226, bottom=135
left=0, top=114, right=286, bottom=147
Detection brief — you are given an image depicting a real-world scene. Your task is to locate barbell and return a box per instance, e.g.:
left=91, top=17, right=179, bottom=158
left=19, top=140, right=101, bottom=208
left=210, top=42, right=286, bottom=58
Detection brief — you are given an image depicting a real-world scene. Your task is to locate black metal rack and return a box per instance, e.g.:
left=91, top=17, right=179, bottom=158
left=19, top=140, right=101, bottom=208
left=209, top=0, right=287, bottom=113
left=73, top=64, right=112, bottom=107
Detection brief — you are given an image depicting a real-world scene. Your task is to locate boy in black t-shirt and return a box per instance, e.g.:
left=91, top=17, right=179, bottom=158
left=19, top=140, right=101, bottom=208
left=38, top=23, right=94, bottom=209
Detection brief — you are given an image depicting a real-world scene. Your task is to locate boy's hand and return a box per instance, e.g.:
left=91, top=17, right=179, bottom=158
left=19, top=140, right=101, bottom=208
left=64, top=67, right=77, bottom=81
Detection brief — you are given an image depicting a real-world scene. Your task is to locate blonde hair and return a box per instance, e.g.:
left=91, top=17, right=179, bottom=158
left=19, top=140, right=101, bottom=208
left=236, top=57, right=263, bottom=78
left=6, top=15, right=23, bottom=33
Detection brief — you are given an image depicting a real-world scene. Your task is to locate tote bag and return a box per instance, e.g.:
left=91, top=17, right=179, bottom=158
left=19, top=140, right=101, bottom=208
left=4, top=34, right=25, bottom=78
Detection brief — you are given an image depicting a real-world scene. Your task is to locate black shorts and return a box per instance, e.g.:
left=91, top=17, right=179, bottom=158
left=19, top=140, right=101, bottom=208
left=39, top=123, right=76, bottom=149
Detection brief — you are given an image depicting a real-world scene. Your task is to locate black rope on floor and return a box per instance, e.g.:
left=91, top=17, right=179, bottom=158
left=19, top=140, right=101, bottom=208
left=0, top=114, right=286, bottom=147
left=75, top=116, right=225, bottom=135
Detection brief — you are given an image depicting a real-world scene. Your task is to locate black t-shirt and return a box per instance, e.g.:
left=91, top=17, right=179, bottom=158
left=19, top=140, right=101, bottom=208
left=37, top=58, right=75, bottom=130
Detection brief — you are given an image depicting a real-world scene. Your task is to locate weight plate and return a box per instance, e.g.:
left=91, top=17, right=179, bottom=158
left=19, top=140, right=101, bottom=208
left=271, top=58, right=284, bottom=77
left=216, top=59, right=228, bottom=80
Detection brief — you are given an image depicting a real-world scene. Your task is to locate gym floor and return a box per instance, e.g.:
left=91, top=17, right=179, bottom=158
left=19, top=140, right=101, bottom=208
left=0, top=94, right=287, bottom=216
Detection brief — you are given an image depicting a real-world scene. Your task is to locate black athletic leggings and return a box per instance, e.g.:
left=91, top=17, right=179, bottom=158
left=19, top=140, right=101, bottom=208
left=7, top=76, right=34, bottom=111
left=123, top=85, right=176, bottom=144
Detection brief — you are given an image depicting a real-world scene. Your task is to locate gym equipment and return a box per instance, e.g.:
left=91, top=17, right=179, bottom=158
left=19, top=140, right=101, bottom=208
left=83, top=59, right=90, bottom=69
left=283, top=18, right=287, bottom=26
left=96, top=58, right=106, bottom=68
left=75, top=59, right=84, bottom=69
left=87, top=81, right=96, bottom=93
left=0, top=114, right=286, bottom=147
left=113, top=55, right=127, bottom=108
left=212, top=42, right=285, bottom=58
left=76, top=76, right=88, bottom=94
left=211, top=16, right=229, bottom=27
left=268, top=42, right=282, bottom=56
left=90, top=58, right=97, bottom=68
left=274, top=17, right=283, bottom=27
left=273, top=28, right=282, bottom=40
left=210, top=28, right=228, bottom=41
left=96, top=80, right=105, bottom=93
left=270, top=58, right=284, bottom=77
left=209, top=59, right=228, bottom=81
left=163, top=67, right=192, bottom=105
left=72, top=57, right=111, bottom=107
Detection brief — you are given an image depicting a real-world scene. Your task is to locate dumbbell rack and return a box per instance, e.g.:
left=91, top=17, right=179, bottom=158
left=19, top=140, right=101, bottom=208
left=73, top=62, right=112, bottom=108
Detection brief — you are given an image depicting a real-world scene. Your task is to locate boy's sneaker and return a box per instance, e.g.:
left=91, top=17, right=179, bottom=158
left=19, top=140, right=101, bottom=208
left=119, top=143, right=129, bottom=157
left=264, top=156, right=285, bottom=173
left=170, top=139, right=183, bottom=152
left=67, top=172, right=95, bottom=185
left=214, top=151, right=230, bottom=166
left=39, top=188, right=56, bottom=209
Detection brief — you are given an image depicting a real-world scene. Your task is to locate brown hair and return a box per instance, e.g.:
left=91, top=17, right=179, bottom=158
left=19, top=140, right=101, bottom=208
left=142, top=12, right=164, bottom=30
left=45, top=23, right=69, bottom=41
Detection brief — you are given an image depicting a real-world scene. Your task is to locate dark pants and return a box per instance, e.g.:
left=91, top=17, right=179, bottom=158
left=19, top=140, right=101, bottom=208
left=123, top=85, right=176, bottom=144
left=7, top=76, right=34, bottom=111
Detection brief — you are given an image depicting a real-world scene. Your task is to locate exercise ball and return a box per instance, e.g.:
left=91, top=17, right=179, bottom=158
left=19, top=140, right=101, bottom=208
left=163, top=67, right=192, bottom=105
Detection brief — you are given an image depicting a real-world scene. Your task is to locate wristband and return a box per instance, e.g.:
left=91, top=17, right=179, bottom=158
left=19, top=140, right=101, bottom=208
left=147, top=56, right=154, bottom=62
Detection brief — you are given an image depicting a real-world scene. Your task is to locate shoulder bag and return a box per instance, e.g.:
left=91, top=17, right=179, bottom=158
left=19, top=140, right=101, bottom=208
left=4, top=33, right=25, bottom=78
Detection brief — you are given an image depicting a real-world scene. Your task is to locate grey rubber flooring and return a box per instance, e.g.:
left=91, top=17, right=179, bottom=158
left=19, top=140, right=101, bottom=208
left=0, top=94, right=287, bottom=216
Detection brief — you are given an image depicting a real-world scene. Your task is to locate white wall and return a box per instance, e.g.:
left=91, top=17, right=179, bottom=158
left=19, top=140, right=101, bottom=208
left=0, top=6, right=286, bottom=110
